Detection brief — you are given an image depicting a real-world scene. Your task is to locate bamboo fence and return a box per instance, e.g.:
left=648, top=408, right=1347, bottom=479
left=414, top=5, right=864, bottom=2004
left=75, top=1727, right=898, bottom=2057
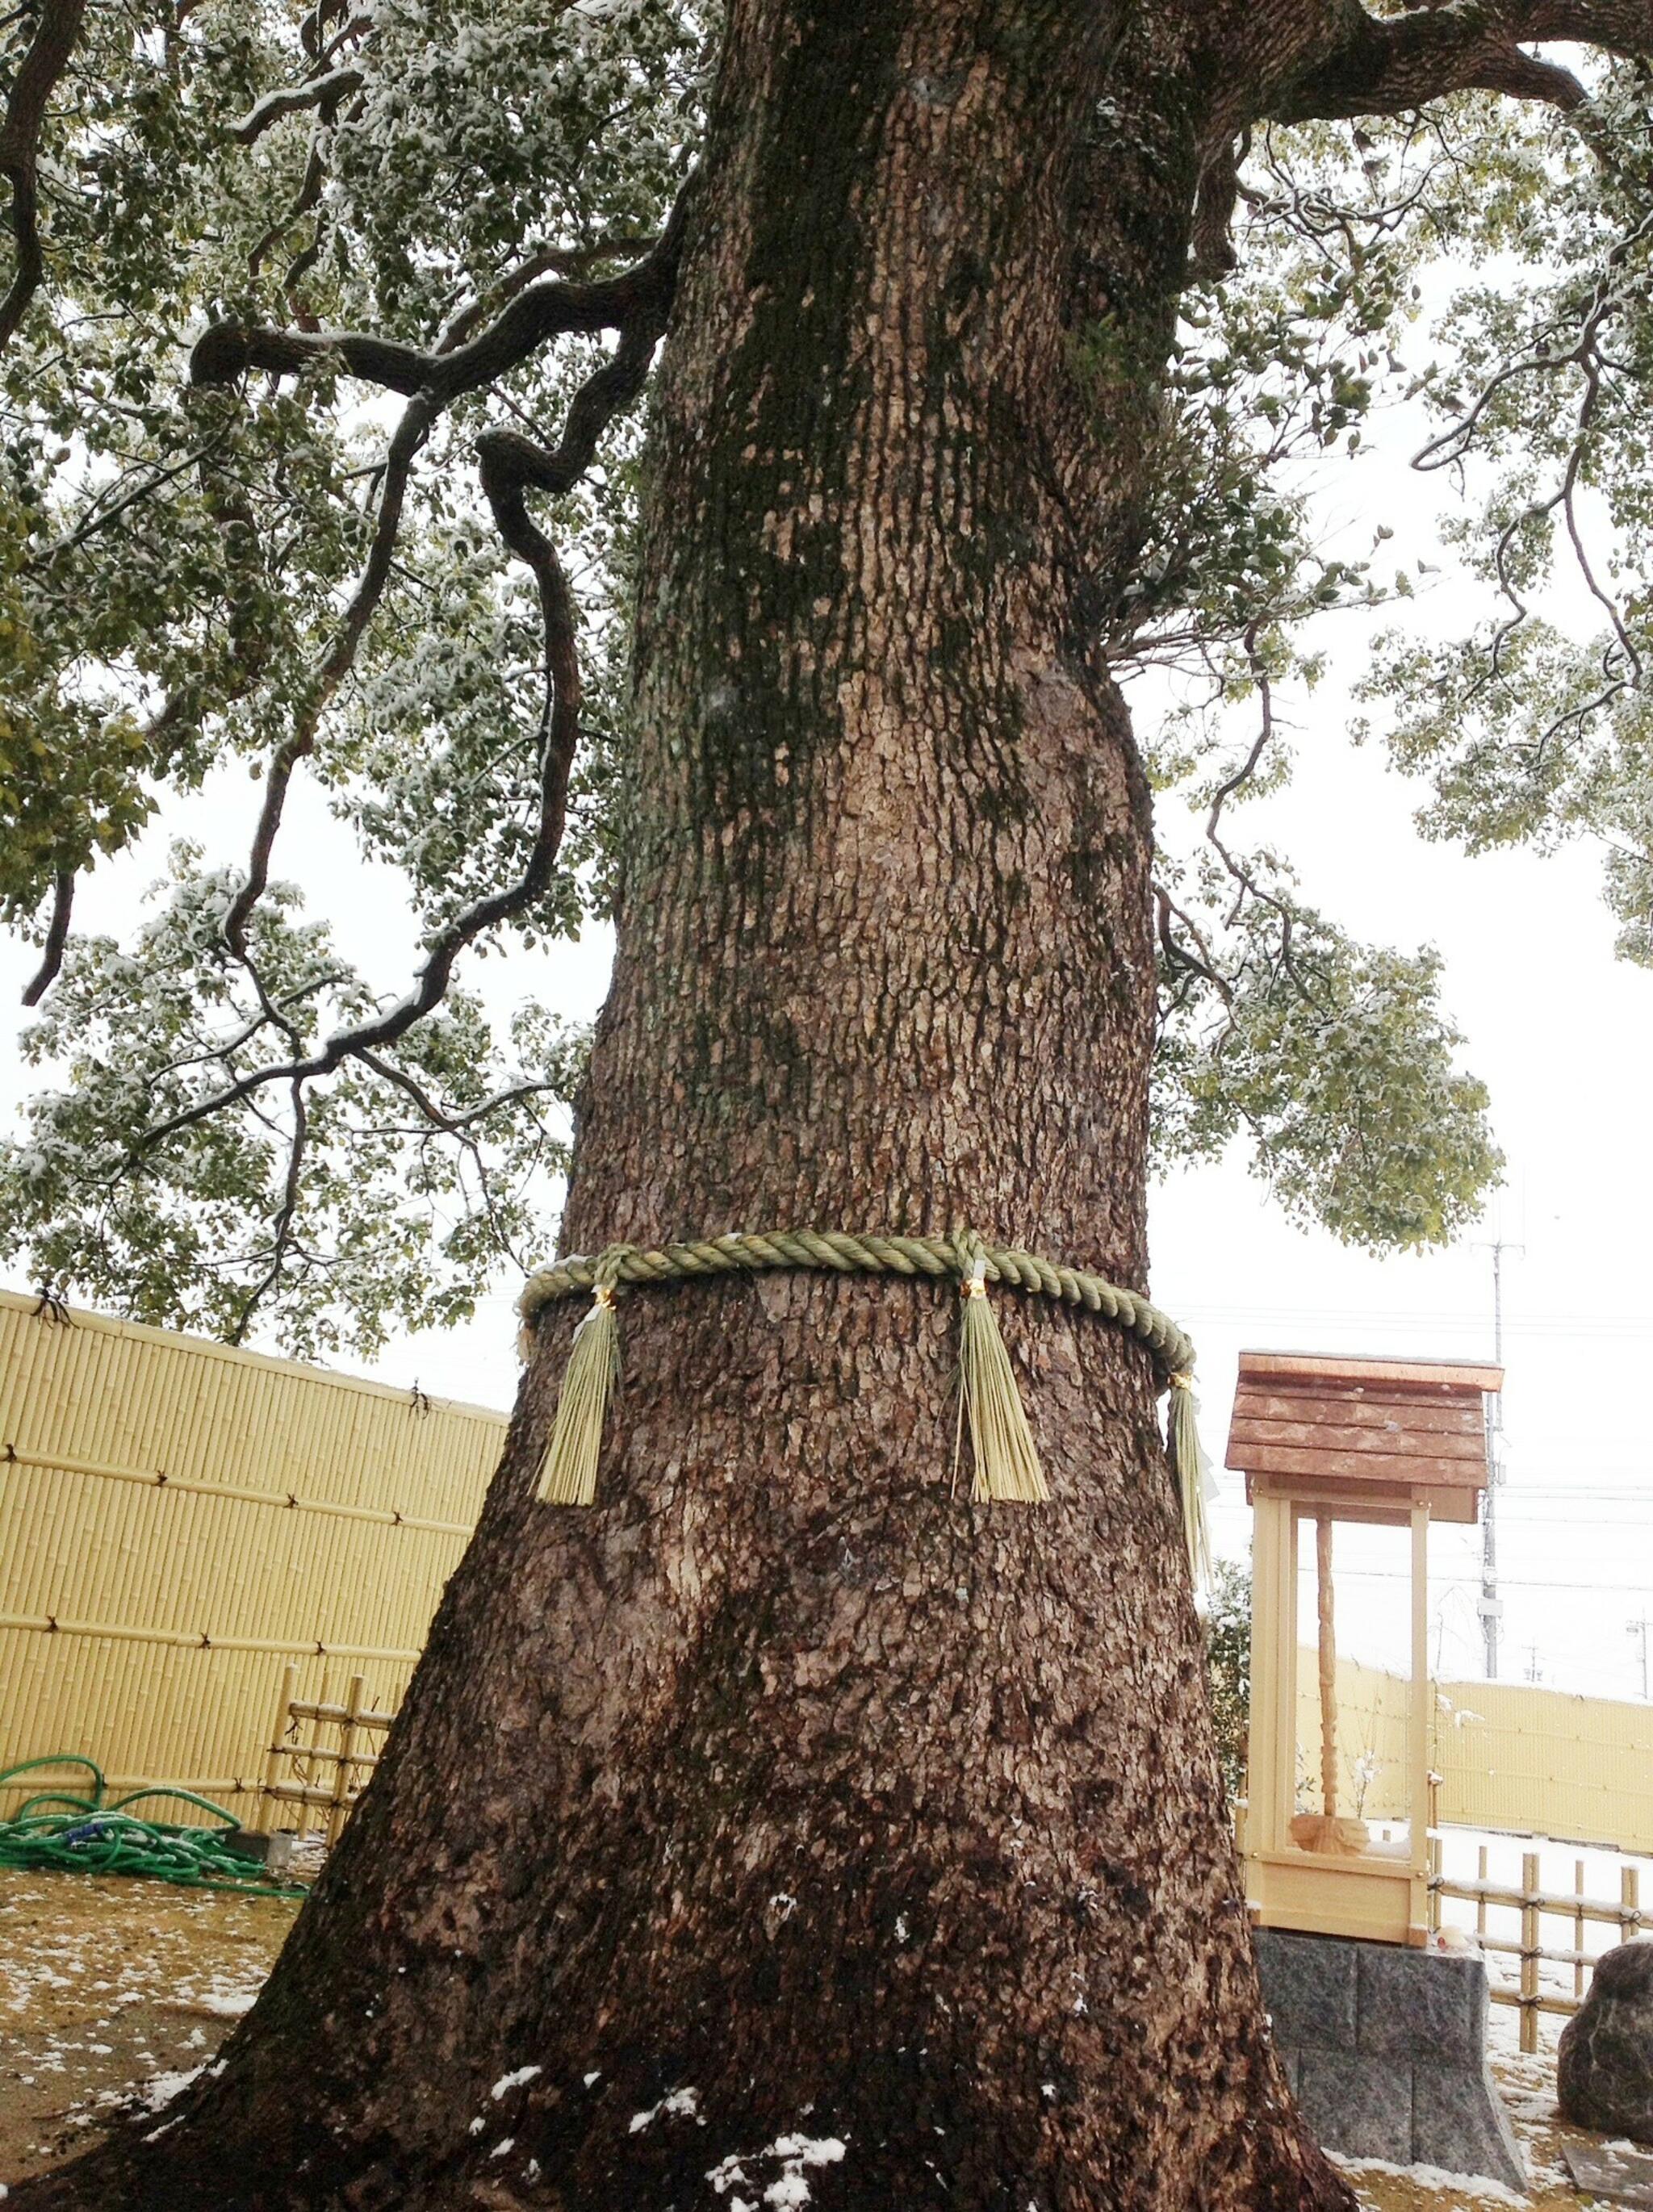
left=0, top=1289, right=506, bottom=1825
left=1285, top=1651, right=1653, bottom=2057
left=8, top=1283, right=1653, bottom=1880
left=1295, top=1649, right=1653, bottom=1858
left=1427, top=1818, right=1648, bottom=2053
left=257, top=1663, right=398, bottom=1845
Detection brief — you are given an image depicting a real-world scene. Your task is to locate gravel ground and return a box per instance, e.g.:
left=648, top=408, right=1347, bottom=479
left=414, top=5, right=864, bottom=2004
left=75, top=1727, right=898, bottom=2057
left=0, top=1869, right=1615, bottom=2203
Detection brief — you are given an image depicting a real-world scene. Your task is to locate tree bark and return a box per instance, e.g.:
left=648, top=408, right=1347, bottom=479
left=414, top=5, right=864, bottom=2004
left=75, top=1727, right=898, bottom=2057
left=16, top=4, right=1354, bottom=2206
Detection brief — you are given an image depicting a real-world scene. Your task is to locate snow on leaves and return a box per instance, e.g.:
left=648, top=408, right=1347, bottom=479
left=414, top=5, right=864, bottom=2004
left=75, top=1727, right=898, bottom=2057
left=4, top=4, right=1652, bottom=1344
left=0, top=844, right=589, bottom=1354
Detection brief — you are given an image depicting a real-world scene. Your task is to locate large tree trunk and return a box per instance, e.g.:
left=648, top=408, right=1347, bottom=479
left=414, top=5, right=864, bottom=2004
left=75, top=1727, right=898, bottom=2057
left=19, top=5, right=1352, bottom=2207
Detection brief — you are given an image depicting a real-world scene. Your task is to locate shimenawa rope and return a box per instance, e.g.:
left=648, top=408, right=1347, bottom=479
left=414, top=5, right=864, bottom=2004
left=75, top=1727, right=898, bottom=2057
left=520, top=1227, right=1210, bottom=1572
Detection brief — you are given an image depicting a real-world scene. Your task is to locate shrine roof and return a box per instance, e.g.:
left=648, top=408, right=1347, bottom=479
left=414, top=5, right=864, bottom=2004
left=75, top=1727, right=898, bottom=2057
left=1224, top=1349, right=1502, bottom=1497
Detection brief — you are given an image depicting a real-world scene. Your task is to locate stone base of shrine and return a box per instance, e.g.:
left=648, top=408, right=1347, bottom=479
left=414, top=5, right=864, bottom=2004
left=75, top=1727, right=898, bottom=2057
left=1254, top=1927, right=1527, bottom=2191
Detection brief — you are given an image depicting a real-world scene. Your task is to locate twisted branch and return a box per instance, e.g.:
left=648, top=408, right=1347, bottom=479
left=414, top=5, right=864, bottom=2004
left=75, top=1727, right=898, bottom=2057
left=229, top=65, right=363, bottom=145
left=1269, top=0, right=1653, bottom=123
left=128, top=188, right=691, bottom=1166
left=190, top=201, right=684, bottom=405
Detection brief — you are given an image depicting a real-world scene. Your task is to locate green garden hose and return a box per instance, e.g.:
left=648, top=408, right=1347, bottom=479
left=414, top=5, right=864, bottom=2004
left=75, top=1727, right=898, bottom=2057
left=0, top=1756, right=308, bottom=1896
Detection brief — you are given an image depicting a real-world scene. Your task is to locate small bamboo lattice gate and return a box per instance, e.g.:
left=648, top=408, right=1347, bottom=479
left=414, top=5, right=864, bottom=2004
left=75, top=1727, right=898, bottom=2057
left=257, top=1663, right=395, bottom=1846
left=1428, top=1824, right=1648, bottom=2053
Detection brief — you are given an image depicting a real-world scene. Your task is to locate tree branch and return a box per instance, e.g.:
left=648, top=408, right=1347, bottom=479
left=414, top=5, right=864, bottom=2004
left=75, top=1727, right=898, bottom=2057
left=190, top=196, right=686, bottom=404
left=1190, top=132, right=1246, bottom=281
left=20, top=867, right=73, bottom=1005
left=226, top=1077, right=308, bottom=1344
left=248, top=123, right=329, bottom=283
left=1411, top=203, right=1648, bottom=733
left=1154, top=884, right=1233, bottom=1002
left=221, top=392, right=433, bottom=959
left=354, top=1047, right=550, bottom=1273
left=1203, top=632, right=1304, bottom=978
left=1268, top=0, right=1653, bottom=123
left=205, top=190, right=687, bottom=959
left=108, top=177, right=693, bottom=1273
left=0, top=0, right=89, bottom=350
left=434, top=231, right=660, bottom=355
left=354, top=1052, right=555, bottom=1136
left=132, top=329, right=659, bottom=1153
left=135, top=511, right=582, bottom=1152
left=229, top=65, right=363, bottom=146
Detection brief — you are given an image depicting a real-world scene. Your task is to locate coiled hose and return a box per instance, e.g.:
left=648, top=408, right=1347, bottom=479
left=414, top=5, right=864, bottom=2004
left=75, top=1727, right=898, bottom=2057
left=0, top=1756, right=308, bottom=1896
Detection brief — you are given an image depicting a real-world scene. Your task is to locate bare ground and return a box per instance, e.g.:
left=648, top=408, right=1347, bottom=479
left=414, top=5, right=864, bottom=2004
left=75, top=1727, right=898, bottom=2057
left=0, top=1867, right=300, bottom=2185
left=0, top=1869, right=1614, bottom=2205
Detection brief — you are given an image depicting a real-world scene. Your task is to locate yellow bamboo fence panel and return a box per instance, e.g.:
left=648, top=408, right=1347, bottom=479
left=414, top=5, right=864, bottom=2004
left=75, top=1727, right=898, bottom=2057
left=1433, top=1678, right=1653, bottom=1851
left=1294, top=1648, right=1653, bottom=1857
left=0, top=1289, right=506, bottom=1825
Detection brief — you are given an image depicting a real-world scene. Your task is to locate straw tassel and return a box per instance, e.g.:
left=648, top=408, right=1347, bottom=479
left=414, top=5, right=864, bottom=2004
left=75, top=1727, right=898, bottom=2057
left=1167, top=1374, right=1213, bottom=1583
left=534, top=1262, right=625, bottom=1506
left=952, top=1231, right=1048, bottom=1503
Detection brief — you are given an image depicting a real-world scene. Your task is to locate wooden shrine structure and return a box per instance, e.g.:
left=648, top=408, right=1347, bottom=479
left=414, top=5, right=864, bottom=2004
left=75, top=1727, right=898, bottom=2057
left=1228, top=1350, right=1502, bottom=1947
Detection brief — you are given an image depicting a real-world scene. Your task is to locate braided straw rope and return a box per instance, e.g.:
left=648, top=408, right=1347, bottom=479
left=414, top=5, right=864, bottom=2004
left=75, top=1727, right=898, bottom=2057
left=519, top=1228, right=1196, bottom=1381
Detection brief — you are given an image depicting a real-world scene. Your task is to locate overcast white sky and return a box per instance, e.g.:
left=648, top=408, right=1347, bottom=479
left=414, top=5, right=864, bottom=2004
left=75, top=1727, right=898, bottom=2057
left=3, top=291, right=1650, bottom=1706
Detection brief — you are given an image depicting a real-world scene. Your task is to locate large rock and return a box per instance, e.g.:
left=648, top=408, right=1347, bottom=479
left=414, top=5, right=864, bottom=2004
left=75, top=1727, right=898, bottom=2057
left=1559, top=1940, right=1653, bottom=2144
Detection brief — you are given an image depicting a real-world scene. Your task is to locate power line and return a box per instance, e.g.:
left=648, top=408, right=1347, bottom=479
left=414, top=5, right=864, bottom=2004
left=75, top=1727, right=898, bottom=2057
left=1292, top=1567, right=1653, bottom=1593
left=1496, top=1483, right=1653, bottom=1495
left=1465, top=1513, right=1653, bottom=1527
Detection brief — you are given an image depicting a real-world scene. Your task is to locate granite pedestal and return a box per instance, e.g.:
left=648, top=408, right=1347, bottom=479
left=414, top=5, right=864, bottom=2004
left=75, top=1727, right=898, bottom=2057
left=1254, top=1927, right=1525, bottom=2190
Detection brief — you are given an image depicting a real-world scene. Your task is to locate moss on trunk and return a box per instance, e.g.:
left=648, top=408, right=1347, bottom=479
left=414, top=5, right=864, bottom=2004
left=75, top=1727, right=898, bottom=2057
left=13, top=4, right=1354, bottom=2206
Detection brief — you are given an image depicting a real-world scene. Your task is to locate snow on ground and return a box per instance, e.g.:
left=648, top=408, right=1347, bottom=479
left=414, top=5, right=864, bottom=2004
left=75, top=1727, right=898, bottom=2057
left=0, top=1854, right=1638, bottom=2205
left=0, top=1868, right=299, bottom=2185
left=1339, top=2009, right=1592, bottom=2211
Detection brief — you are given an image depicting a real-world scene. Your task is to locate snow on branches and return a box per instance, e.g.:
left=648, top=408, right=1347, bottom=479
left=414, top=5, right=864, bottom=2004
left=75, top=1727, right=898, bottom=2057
left=2, top=0, right=1652, bottom=1342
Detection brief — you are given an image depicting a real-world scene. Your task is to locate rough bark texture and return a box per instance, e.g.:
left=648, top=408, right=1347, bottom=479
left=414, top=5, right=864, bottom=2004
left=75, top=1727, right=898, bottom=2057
left=17, top=4, right=1358, bottom=2207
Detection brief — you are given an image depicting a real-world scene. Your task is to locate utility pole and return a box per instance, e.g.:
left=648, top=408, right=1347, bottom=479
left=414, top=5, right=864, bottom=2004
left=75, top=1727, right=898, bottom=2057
left=1630, top=1616, right=1652, bottom=1701
left=1475, top=1240, right=1520, bottom=1679
left=1525, top=1644, right=1542, bottom=1684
